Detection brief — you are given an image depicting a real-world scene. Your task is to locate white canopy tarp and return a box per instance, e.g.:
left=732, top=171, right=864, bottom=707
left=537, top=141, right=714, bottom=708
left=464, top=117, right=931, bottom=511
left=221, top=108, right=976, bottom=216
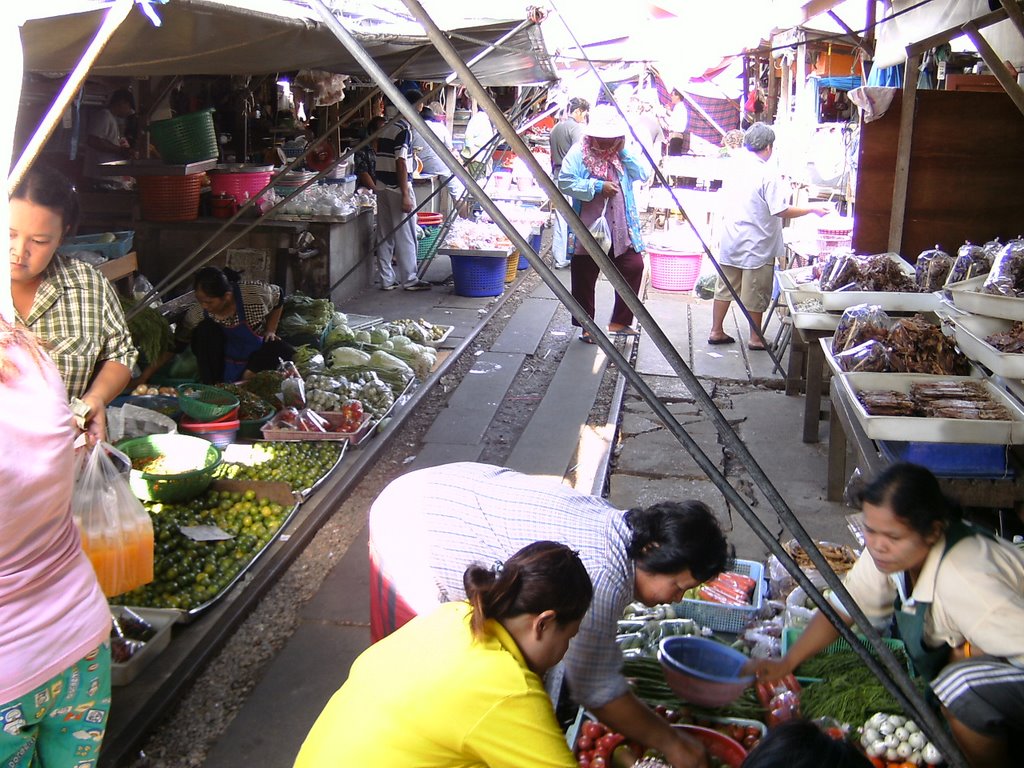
left=17, top=0, right=556, bottom=85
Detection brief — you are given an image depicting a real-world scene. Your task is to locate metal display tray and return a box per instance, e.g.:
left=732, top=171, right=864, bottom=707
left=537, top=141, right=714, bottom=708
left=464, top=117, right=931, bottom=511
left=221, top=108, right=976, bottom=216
left=948, top=275, right=1024, bottom=322
left=784, top=289, right=840, bottom=331
left=109, top=607, right=181, bottom=686
left=820, top=254, right=940, bottom=312
left=777, top=264, right=820, bottom=293
left=948, top=314, right=1024, bottom=379
left=837, top=372, right=1024, bottom=444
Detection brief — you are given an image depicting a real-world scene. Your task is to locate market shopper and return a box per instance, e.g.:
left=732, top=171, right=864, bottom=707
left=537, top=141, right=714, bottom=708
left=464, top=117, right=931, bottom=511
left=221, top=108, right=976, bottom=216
left=351, top=116, right=384, bottom=191
left=740, top=720, right=872, bottom=768
left=9, top=165, right=136, bottom=443
left=549, top=97, right=589, bottom=269
left=295, top=541, right=592, bottom=767
left=0, top=319, right=113, bottom=767
left=164, top=267, right=294, bottom=384
left=368, top=461, right=729, bottom=768
left=750, top=463, right=1024, bottom=768
left=374, top=95, right=431, bottom=291
left=709, top=122, right=831, bottom=349
left=558, top=104, right=649, bottom=340
left=663, top=89, right=690, bottom=157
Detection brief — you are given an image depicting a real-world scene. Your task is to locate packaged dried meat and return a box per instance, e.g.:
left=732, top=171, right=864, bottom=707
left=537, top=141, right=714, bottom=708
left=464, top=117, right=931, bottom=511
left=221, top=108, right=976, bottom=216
left=914, top=245, right=953, bottom=291
left=820, top=253, right=861, bottom=292
left=947, top=241, right=992, bottom=286
left=982, top=236, right=1024, bottom=297
left=859, top=253, right=918, bottom=292
left=832, top=304, right=891, bottom=354
left=835, top=339, right=890, bottom=372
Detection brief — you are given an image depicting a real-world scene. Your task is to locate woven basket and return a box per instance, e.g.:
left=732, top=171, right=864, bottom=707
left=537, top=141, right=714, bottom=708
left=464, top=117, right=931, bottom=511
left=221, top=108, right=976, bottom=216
left=209, top=170, right=273, bottom=204
left=649, top=249, right=703, bottom=292
left=176, top=384, right=240, bottom=422
left=450, top=253, right=506, bottom=297
left=138, top=174, right=202, bottom=221
left=149, top=108, right=218, bottom=164
left=505, top=251, right=519, bottom=283
left=417, top=225, right=443, bottom=261
left=117, top=434, right=222, bottom=503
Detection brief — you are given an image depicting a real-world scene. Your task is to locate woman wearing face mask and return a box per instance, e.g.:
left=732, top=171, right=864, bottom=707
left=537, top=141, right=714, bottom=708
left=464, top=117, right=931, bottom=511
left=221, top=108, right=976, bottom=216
left=294, top=541, right=592, bottom=768
left=750, top=463, right=1024, bottom=768
left=558, top=103, right=649, bottom=343
left=9, top=166, right=136, bottom=443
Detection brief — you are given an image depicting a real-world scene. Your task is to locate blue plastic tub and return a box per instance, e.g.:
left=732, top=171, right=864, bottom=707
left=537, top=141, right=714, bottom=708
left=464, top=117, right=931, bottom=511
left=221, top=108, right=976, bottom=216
left=449, top=253, right=506, bottom=297
left=878, top=440, right=1013, bottom=479
left=517, top=252, right=529, bottom=270
left=529, top=232, right=542, bottom=252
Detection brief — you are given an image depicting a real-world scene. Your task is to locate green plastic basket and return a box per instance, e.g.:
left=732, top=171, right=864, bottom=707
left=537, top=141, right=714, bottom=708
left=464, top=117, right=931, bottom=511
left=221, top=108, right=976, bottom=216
left=149, top=108, right=218, bottom=164
left=783, top=626, right=912, bottom=676
left=417, top=225, right=443, bottom=261
left=238, top=410, right=275, bottom=440
left=117, top=434, right=222, bottom=503
left=176, top=384, right=240, bottom=421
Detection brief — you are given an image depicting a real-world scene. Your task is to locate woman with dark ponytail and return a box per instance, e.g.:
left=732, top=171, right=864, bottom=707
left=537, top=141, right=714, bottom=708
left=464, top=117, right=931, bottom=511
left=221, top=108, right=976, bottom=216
left=295, top=542, right=592, bottom=767
left=751, top=463, right=1024, bottom=768
left=368, top=462, right=731, bottom=768
left=140, top=265, right=293, bottom=384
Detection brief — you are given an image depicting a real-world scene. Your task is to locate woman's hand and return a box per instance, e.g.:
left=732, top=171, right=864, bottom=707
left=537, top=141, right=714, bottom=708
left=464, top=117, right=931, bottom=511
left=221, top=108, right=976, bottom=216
left=744, top=656, right=793, bottom=683
left=79, top=392, right=108, bottom=447
left=663, top=729, right=709, bottom=768
left=264, top=331, right=279, bottom=342
left=599, top=181, right=621, bottom=198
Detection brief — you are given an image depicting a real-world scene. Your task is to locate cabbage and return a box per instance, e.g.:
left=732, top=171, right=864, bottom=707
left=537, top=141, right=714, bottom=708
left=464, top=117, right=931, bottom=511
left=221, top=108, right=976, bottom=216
left=330, top=347, right=372, bottom=368
left=355, top=330, right=372, bottom=344
left=368, top=350, right=414, bottom=376
left=369, top=327, right=390, bottom=345
left=323, top=325, right=356, bottom=351
left=390, top=335, right=413, bottom=349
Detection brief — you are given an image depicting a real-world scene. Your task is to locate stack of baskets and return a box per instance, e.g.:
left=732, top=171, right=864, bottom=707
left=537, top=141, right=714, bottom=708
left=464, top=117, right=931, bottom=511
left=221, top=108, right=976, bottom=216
left=504, top=251, right=520, bottom=283
left=176, top=385, right=241, bottom=448
left=816, top=218, right=853, bottom=260
left=149, top=108, right=218, bottom=165
left=138, top=174, right=203, bottom=222
left=416, top=212, right=444, bottom=262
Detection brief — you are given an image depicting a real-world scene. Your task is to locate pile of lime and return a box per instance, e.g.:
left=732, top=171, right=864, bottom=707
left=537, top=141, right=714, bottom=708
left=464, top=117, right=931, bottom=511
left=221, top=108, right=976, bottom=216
left=214, top=441, right=343, bottom=490
left=114, top=488, right=290, bottom=611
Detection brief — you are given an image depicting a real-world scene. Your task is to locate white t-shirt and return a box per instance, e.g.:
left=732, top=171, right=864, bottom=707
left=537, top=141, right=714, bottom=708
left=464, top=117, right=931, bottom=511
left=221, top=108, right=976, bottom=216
left=83, top=107, right=124, bottom=177
left=668, top=102, right=689, bottom=135
left=717, top=150, right=789, bottom=269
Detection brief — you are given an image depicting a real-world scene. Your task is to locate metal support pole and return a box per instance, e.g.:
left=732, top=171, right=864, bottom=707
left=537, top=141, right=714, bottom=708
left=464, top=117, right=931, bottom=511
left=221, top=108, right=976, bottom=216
left=342, top=2, right=963, bottom=761
left=8, top=0, right=135, bottom=192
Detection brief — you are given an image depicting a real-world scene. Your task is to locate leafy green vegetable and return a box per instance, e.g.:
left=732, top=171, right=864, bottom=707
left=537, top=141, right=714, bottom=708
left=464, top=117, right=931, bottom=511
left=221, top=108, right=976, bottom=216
left=120, top=297, right=173, bottom=365
left=796, top=648, right=921, bottom=725
left=330, top=347, right=372, bottom=368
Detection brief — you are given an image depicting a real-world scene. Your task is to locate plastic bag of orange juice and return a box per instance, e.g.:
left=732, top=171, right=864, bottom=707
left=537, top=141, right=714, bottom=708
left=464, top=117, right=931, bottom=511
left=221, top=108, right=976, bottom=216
left=72, top=441, right=154, bottom=598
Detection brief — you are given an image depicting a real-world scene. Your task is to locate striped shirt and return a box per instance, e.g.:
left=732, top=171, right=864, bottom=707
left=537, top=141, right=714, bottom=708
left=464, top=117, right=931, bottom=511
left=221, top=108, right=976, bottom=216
left=368, top=462, right=636, bottom=709
left=16, top=255, right=137, bottom=400
left=175, top=281, right=282, bottom=344
left=374, top=118, right=412, bottom=189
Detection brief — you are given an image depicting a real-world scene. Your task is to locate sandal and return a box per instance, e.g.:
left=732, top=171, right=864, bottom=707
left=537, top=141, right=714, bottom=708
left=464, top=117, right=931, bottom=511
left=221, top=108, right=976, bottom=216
left=707, top=335, right=736, bottom=345
left=579, top=332, right=597, bottom=345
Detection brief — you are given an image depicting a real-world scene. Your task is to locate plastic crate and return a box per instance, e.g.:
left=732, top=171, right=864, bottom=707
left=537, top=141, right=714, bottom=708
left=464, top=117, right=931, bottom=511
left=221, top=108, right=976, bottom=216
left=176, top=384, right=240, bottom=421
left=138, top=174, right=202, bottom=222
left=57, top=231, right=134, bottom=260
left=149, top=108, right=218, bottom=164
left=879, top=440, right=1013, bottom=479
left=673, top=559, right=764, bottom=634
left=449, top=253, right=507, bottom=297
left=649, top=249, right=703, bottom=292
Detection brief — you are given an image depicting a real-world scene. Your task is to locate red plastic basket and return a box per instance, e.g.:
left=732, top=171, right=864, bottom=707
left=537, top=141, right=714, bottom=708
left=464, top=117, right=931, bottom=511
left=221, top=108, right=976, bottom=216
left=417, top=212, right=443, bottom=226
left=209, top=171, right=273, bottom=204
left=179, top=415, right=240, bottom=448
left=138, top=174, right=202, bottom=221
left=649, top=249, right=702, bottom=292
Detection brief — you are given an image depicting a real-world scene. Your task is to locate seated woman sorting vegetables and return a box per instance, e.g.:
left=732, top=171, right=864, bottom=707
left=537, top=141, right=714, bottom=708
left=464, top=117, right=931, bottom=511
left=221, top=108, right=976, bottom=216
left=9, top=166, right=136, bottom=442
left=369, top=462, right=732, bottom=768
left=294, top=541, right=593, bottom=768
left=750, top=463, right=1024, bottom=768
left=167, top=267, right=294, bottom=384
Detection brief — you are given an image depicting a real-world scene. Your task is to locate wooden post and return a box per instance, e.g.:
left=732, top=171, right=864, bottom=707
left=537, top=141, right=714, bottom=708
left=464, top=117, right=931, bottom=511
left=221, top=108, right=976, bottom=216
left=998, top=0, right=1024, bottom=40
left=886, top=53, right=921, bottom=255
left=768, top=54, right=778, bottom=122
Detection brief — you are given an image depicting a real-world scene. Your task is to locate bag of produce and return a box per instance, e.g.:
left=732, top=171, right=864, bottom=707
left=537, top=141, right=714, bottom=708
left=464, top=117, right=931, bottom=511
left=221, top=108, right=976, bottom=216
left=819, top=253, right=861, bottom=292
left=71, top=441, right=155, bottom=597
left=832, top=304, right=891, bottom=354
left=946, top=241, right=992, bottom=287
left=982, top=236, right=1024, bottom=297
left=913, top=245, right=952, bottom=291
left=835, top=339, right=890, bottom=373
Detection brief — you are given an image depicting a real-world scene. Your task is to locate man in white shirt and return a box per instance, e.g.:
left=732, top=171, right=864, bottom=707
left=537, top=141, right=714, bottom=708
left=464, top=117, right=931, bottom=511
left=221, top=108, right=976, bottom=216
left=709, top=123, right=831, bottom=349
left=83, top=89, right=135, bottom=189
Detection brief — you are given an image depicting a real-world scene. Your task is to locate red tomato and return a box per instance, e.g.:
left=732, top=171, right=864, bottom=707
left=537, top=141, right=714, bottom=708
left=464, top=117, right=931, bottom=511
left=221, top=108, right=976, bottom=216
left=595, top=732, right=625, bottom=757
left=582, top=721, right=606, bottom=740
left=576, top=735, right=594, bottom=752
left=577, top=757, right=590, bottom=768
left=591, top=757, right=606, bottom=768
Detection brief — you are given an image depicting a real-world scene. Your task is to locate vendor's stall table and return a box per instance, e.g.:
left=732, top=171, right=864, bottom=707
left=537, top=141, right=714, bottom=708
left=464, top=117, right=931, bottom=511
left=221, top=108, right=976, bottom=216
left=827, top=378, right=1024, bottom=517
left=784, top=324, right=833, bottom=443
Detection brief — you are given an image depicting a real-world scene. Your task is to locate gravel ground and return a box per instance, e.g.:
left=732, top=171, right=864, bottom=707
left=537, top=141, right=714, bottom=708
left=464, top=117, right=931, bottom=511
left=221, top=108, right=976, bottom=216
left=125, top=238, right=622, bottom=767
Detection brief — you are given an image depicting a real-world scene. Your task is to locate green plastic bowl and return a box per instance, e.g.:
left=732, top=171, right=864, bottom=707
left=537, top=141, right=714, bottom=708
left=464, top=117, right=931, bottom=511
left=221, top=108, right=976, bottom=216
left=238, top=409, right=275, bottom=440
left=117, top=434, right=222, bottom=503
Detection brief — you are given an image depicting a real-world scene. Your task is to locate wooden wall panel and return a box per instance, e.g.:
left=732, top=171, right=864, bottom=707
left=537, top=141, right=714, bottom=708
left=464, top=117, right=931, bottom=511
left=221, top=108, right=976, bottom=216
left=853, top=90, right=1024, bottom=261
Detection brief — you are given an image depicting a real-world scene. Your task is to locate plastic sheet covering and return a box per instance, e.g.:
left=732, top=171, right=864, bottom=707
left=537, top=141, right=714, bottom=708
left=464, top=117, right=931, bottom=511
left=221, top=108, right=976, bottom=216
left=107, top=403, right=177, bottom=443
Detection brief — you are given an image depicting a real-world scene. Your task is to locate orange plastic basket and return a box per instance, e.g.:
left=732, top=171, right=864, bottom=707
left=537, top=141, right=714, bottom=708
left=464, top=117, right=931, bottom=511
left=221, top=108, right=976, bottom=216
left=138, top=174, right=202, bottom=221
left=505, top=251, right=520, bottom=283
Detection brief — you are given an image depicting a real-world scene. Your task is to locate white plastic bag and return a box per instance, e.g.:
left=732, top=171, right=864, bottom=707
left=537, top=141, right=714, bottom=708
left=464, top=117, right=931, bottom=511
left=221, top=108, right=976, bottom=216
left=588, top=200, right=612, bottom=253
left=106, top=403, right=177, bottom=443
left=72, top=440, right=154, bottom=597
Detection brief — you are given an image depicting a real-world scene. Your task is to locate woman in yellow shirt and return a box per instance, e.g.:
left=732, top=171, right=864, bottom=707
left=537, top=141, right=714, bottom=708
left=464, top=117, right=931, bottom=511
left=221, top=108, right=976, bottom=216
left=294, top=541, right=592, bottom=768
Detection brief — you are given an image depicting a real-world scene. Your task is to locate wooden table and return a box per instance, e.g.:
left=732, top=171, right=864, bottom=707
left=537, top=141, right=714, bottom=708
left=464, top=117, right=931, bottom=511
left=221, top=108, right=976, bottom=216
left=827, top=377, right=1024, bottom=518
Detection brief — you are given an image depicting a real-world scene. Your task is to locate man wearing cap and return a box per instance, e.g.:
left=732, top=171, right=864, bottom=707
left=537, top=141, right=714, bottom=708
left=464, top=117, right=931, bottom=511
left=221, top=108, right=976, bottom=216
left=558, top=104, right=649, bottom=341
left=549, top=97, right=589, bottom=269
left=709, top=122, right=831, bottom=349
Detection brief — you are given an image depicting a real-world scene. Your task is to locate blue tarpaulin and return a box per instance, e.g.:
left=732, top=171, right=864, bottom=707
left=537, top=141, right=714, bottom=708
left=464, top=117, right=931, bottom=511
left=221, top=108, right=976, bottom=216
left=814, top=75, right=862, bottom=91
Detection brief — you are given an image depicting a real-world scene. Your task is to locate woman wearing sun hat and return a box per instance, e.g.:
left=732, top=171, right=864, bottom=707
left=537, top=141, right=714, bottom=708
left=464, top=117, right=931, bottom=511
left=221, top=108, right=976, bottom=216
left=558, top=103, right=649, bottom=342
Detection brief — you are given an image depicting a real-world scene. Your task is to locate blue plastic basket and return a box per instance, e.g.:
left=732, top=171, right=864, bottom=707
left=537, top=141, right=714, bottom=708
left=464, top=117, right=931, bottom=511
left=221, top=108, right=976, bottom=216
left=449, top=253, right=507, bottom=297
left=517, top=251, right=530, bottom=270
left=672, top=559, right=764, bottom=633
left=57, top=231, right=134, bottom=260
left=529, top=232, right=542, bottom=252
left=879, top=440, right=1013, bottom=479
